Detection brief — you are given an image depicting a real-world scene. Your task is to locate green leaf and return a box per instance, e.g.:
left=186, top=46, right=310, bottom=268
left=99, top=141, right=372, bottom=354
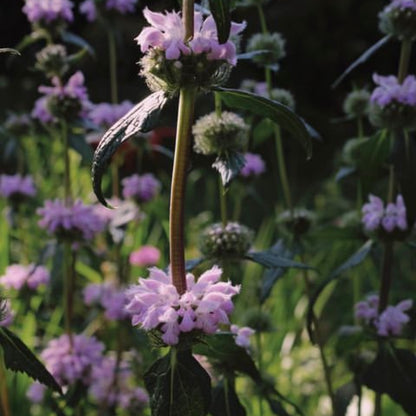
left=69, top=135, right=93, bottom=164
left=92, top=91, right=168, bottom=206
left=0, top=328, right=61, bottom=393
left=334, top=382, right=358, bottom=416
left=212, top=151, right=245, bottom=187
left=214, top=88, right=313, bottom=159
left=307, top=240, right=373, bottom=342
left=0, top=48, right=20, bottom=55
left=265, top=398, right=290, bottom=416
left=15, top=30, right=50, bottom=51
left=210, top=379, right=246, bottom=416
left=362, top=347, right=416, bottom=416
left=246, top=251, right=310, bottom=270
left=208, top=0, right=231, bottom=44
left=332, top=35, right=392, bottom=88
left=144, top=349, right=211, bottom=416
left=61, top=31, right=94, bottom=56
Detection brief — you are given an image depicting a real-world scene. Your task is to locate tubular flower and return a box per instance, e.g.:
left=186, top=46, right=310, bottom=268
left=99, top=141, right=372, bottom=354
left=22, top=0, right=74, bottom=24
left=125, top=266, right=240, bottom=346
left=136, top=7, right=246, bottom=93
left=0, top=174, right=36, bottom=201
left=240, top=153, right=266, bottom=178
left=0, top=264, right=49, bottom=291
left=121, top=173, right=161, bottom=203
left=89, top=101, right=134, bottom=128
left=129, top=245, right=161, bottom=267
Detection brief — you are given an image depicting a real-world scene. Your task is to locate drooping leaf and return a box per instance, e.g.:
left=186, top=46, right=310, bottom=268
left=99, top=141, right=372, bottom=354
left=334, top=382, right=358, bottom=416
left=307, top=240, right=373, bottom=342
left=0, top=327, right=61, bottom=393
left=61, top=31, right=94, bottom=56
left=332, top=35, right=392, bottom=88
left=208, top=0, right=231, bottom=44
left=362, top=347, right=416, bottom=416
left=212, top=151, right=245, bottom=187
left=0, top=48, right=20, bottom=55
left=210, top=379, right=246, bottom=416
left=92, top=91, right=169, bottom=206
left=214, top=87, right=313, bottom=159
left=144, top=349, right=211, bottom=416
left=246, top=251, right=310, bottom=270
left=15, top=29, right=50, bottom=51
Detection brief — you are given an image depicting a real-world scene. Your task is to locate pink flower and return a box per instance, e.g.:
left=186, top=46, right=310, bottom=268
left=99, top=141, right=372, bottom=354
left=129, top=246, right=161, bottom=267
left=354, top=295, right=379, bottom=323
left=371, top=74, right=416, bottom=108
left=23, top=0, right=74, bottom=24
left=26, top=382, right=46, bottom=404
left=79, top=0, right=96, bottom=21
left=0, top=264, right=49, bottom=291
left=240, top=153, right=266, bottom=178
left=376, top=299, right=413, bottom=336
left=231, top=324, right=255, bottom=349
left=0, top=174, right=36, bottom=199
left=125, top=265, right=240, bottom=345
left=121, top=173, right=161, bottom=203
left=136, top=7, right=246, bottom=65
left=89, top=101, right=134, bottom=128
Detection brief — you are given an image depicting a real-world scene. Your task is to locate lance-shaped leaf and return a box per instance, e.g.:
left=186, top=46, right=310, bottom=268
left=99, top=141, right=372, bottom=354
left=209, top=0, right=231, bottom=44
left=212, top=151, right=245, bottom=187
left=332, top=35, right=392, bottom=88
left=0, top=327, right=61, bottom=393
left=245, top=250, right=310, bottom=270
left=144, top=349, right=211, bottom=416
left=307, top=240, right=374, bottom=343
left=214, top=87, right=313, bottom=159
left=92, top=90, right=168, bottom=206
left=61, top=31, right=94, bottom=56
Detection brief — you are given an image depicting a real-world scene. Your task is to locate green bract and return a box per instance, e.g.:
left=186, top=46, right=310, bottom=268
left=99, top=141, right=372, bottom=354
left=343, top=89, right=371, bottom=118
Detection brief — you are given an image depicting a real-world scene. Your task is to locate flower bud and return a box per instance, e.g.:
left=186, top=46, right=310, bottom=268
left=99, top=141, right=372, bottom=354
left=35, top=44, right=69, bottom=78
left=270, top=88, right=296, bottom=110
left=278, top=208, right=314, bottom=236
left=343, top=89, right=371, bottom=118
left=379, top=0, right=416, bottom=40
left=192, top=111, right=249, bottom=156
left=246, top=32, right=286, bottom=66
left=199, top=222, right=254, bottom=258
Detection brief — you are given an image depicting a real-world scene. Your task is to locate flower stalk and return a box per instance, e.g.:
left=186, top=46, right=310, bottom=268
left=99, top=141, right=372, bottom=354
left=169, top=86, right=197, bottom=294
left=0, top=348, right=11, bottom=416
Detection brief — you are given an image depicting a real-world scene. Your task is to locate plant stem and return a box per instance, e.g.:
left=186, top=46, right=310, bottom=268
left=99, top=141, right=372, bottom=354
left=257, top=4, right=268, bottom=34
left=62, top=120, right=71, bottom=206
left=255, top=331, right=264, bottom=416
left=378, top=242, right=394, bottom=314
left=224, top=378, right=232, bottom=416
left=63, top=241, right=76, bottom=340
left=183, top=0, right=194, bottom=41
left=275, top=125, right=293, bottom=213
left=374, top=391, right=382, bottom=416
left=219, top=177, right=228, bottom=227
left=0, top=348, right=11, bottom=416
left=169, top=87, right=197, bottom=294
left=398, top=39, right=412, bottom=83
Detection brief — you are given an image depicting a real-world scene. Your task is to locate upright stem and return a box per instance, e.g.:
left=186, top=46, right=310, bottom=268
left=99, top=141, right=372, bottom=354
left=62, top=120, right=71, bottom=206
left=183, top=0, right=194, bottom=41
left=378, top=242, right=394, bottom=314
left=63, top=242, right=76, bottom=340
left=169, top=87, right=197, bottom=294
left=255, top=332, right=264, bottom=416
left=275, top=125, right=293, bottom=213
left=219, top=177, right=228, bottom=227
left=0, top=349, right=11, bottom=416
left=398, top=39, right=412, bottom=83
left=257, top=4, right=268, bottom=34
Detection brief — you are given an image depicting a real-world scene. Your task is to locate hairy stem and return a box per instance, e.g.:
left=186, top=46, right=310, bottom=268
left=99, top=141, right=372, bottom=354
left=183, top=0, right=194, bottom=41
left=219, top=177, right=228, bottom=227
left=169, top=87, right=197, bottom=294
left=398, top=39, right=412, bottom=83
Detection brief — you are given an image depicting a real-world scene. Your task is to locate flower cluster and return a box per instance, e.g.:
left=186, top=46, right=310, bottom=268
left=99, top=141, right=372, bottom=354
left=83, top=282, right=129, bottom=321
left=0, top=174, right=36, bottom=200
left=89, top=355, right=148, bottom=410
left=121, top=173, right=161, bottom=203
left=199, top=222, right=254, bottom=258
left=79, top=0, right=138, bottom=21
left=355, top=295, right=413, bottom=336
left=362, top=194, right=408, bottom=234
left=35, top=44, right=68, bottom=78
left=37, top=199, right=105, bottom=241
left=137, top=8, right=245, bottom=92
left=33, top=71, right=91, bottom=122
left=89, top=101, right=134, bottom=128
left=129, top=245, right=161, bottom=267
left=40, top=334, right=104, bottom=386
left=0, top=264, right=49, bottom=291
left=240, top=153, right=266, bottom=178
left=379, top=0, right=416, bottom=40
left=230, top=324, right=255, bottom=349
left=192, top=111, right=249, bottom=156
left=125, top=266, right=240, bottom=345
left=370, top=73, right=416, bottom=128
left=23, top=0, right=74, bottom=25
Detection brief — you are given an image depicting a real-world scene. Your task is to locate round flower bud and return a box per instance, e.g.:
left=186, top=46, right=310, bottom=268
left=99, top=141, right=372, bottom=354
left=192, top=111, right=249, bottom=156
left=246, top=32, right=286, bottom=66
left=343, top=89, right=371, bottom=118
left=270, top=88, right=296, bottom=110
left=379, top=0, right=416, bottom=40
left=241, top=308, right=274, bottom=333
left=278, top=208, right=315, bottom=236
left=199, top=222, right=254, bottom=259
left=35, top=44, right=69, bottom=78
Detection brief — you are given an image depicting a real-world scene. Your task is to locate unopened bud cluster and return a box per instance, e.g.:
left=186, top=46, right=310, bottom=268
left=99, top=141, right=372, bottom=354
left=278, top=208, right=314, bottom=236
left=246, top=32, right=286, bottom=66
left=343, top=89, right=371, bottom=118
left=199, top=222, right=254, bottom=259
left=379, top=0, right=416, bottom=40
left=35, top=44, right=69, bottom=78
left=192, top=111, right=249, bottom=156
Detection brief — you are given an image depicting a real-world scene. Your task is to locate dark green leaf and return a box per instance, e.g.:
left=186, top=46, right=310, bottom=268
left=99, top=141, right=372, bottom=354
left=61, top=31, right=94, bottom=56
left=246, top=251, right=310, bottom=270
left=265, top=398, right=290, bottom=416
left=208, top=0, right=231, bottom=44
left=0, top=48, right=20, bottom=55
left=144, top=349, right=211, bottom=416
left=307, top=240, right=373, bottom=342
left=212, top=151, right=245, bottom=187
left=92, top=91, right=168, bottom=206
left=0, top=328, right=61, bottom=393
left=210, top=379, right=246, bottom=416
left=15, top=30, right=50, bottom=51
left=332, top=35, right=392, bottom=88
left=214, top=88, right=313, bottom=159
left=362, top=347, right=416, bottom=416
left=334, top=382, right=358, bottom=416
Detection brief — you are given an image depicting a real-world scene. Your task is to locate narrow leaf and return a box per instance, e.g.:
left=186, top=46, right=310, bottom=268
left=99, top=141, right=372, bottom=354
left=246, top=251, right=310, bottom=270
left=209, top=0, right=231, bottom=44
left=335, top=166, right=356, bottom=182
left=307, top=240, right=373, bottom=342
left=92, top=91, right=168, bottom=206
left=0, top=328, right=61, bottom=393
left=212, top=151, right=245, bottom=187
left=0, top=48, right=20, bottom=56
left=332, top=35, right=392, bottom=88
left=61, top=31, right=95, bottom=56
left=214, top=87, right=313, bottom=159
